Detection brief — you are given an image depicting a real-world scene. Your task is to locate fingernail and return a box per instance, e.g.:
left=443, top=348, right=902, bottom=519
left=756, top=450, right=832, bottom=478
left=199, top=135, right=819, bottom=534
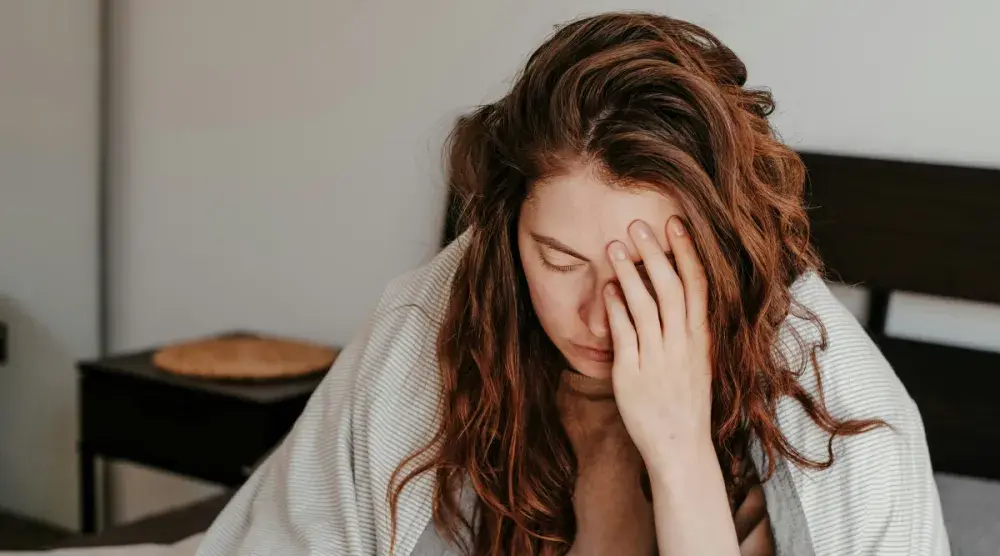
left=671, top=218, right=686, bottom=236
left=605, top=283, right=617, bottom=297
left=610, top=242, right=628, bottom=261
left=631, top=220, right=651, bottom=240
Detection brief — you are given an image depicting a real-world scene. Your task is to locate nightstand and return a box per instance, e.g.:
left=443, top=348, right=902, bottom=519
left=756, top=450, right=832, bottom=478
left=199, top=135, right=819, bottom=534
left=76, top=335, right=331, bottom=533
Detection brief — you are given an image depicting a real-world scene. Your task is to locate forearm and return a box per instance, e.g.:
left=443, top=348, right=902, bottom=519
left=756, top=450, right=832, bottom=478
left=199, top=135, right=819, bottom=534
left=648, top=441, right=741, bottom=556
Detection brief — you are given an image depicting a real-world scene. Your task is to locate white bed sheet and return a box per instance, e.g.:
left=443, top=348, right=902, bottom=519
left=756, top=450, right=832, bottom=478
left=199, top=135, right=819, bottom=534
left=935, top=472, right=1000, bottom=556
left=1, top=472, right=996, bottom=555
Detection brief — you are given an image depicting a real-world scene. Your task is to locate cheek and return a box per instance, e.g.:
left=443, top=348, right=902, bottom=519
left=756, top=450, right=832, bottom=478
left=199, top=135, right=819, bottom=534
left=523, top=269, right=584, bottom=334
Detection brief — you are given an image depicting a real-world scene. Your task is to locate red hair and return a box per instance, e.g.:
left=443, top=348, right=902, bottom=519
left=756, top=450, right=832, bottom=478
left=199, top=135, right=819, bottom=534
left=390, top=12, right=884, bottom=555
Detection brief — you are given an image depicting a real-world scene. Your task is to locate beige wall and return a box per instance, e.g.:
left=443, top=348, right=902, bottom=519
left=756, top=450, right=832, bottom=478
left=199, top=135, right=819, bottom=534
left=0, top=0, right=100, bottom=529
left=107, top=0, right=1000, bottom=522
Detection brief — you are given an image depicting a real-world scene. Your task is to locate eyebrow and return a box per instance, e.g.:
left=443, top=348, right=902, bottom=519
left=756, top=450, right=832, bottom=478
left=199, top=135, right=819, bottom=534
left=530, top=231, right=675, bottom=265
left=530, top=232, right=590, bottom=262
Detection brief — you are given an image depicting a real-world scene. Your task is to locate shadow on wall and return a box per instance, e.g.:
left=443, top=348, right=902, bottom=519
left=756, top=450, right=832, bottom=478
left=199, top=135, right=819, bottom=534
left=0, top=293, right=80, bottom=528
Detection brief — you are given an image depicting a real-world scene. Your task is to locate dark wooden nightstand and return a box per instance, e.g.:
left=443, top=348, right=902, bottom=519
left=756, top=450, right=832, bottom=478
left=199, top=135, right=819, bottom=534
left=76, top=335, right=331, bottom=533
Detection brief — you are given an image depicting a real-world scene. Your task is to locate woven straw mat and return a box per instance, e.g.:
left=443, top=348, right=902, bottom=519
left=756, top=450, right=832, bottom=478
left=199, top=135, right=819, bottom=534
left=152, top=335, right=339, bottom=380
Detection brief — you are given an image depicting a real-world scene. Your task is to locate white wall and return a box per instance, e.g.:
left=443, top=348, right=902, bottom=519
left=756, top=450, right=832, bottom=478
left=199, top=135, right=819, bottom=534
left=109, top=0, right=1000, bottom=521
left=0, top=0, right=100, bottom=529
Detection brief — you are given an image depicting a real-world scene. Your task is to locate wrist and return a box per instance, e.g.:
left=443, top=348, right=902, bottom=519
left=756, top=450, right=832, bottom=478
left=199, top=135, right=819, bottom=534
left=644, top=437, right=742, bottom=556
left=646, top=437, right=719, bottom=487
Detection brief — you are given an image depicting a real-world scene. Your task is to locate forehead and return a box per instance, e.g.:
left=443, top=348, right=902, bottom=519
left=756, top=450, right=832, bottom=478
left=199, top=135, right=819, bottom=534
left=521, top=167, right=684, bottom=252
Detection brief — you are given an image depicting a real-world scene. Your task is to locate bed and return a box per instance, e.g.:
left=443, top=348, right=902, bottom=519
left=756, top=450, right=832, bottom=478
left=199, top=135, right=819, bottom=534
left=51, top=151, right=1000, bottom=553
left=802, top=151, right=1000, bottom=554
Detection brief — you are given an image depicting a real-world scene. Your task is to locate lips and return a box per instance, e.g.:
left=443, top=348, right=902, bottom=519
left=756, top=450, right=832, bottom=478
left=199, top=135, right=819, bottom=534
left=574, top=343, right=614, bottom=362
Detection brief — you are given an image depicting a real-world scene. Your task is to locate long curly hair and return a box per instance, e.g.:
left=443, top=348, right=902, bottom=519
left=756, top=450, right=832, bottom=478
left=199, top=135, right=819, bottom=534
left=390, top=11, right=884, bottom=555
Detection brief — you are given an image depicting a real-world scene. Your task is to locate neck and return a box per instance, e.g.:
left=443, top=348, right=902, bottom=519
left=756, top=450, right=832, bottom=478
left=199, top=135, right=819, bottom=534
left=560, top=369, right=614, bottom=400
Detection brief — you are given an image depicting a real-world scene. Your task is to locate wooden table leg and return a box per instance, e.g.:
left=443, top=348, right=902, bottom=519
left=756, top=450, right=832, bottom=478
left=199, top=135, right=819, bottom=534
left=79, top=444, right=97, bottom=534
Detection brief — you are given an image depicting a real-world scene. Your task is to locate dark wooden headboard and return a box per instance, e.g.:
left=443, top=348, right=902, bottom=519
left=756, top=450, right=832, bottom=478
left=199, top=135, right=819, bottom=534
left=802, top=151, right=1000, bottom=481
left=441, top=152, right=1000, bottom=480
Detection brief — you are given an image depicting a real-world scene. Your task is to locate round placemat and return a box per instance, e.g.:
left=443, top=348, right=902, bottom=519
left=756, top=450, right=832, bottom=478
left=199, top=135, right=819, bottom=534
left=152, top=335, right=339, bottom=381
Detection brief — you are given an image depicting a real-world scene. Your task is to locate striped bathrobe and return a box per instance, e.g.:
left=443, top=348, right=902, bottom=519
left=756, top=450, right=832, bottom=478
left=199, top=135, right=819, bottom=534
left=194, top=232, right=951, bottom=555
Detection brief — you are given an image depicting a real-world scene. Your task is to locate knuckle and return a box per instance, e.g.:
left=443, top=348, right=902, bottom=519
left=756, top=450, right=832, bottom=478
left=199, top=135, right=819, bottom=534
left=636, top=309, right=659, bottom=327
left=635, top=291, right=659, bottom=315
left=688, top=273, right=707, bottom=290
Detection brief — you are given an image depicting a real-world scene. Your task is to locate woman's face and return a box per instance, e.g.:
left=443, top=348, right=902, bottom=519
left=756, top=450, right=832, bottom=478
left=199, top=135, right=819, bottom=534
left=517, top=166, right=685, bottom=379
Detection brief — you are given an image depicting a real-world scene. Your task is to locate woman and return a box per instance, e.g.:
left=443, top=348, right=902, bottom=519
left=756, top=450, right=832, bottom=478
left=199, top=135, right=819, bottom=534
left=196, top=12, right=948, bottom=556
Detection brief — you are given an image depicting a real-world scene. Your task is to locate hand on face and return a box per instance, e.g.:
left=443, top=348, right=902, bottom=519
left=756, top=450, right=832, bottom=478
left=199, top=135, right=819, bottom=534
left=603, top=216, right=713, bottom=472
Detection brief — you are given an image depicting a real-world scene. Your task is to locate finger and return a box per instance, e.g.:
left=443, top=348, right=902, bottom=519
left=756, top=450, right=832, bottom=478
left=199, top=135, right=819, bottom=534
left=607, top=241, right=662, bottom=348
left=666, top=217, right=709, bottom=332
left=603, top=282, right=638, bottom=371
left=628, top=219, right=685, bottom=334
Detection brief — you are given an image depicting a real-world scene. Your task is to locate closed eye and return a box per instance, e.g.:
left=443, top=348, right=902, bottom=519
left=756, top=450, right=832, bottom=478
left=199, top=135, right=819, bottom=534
left=539, top=252, right=582, bottom=273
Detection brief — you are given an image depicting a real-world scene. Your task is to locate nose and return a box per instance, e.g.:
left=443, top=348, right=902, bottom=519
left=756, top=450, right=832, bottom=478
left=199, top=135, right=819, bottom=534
left=581, top=283, right=610, bottom=340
